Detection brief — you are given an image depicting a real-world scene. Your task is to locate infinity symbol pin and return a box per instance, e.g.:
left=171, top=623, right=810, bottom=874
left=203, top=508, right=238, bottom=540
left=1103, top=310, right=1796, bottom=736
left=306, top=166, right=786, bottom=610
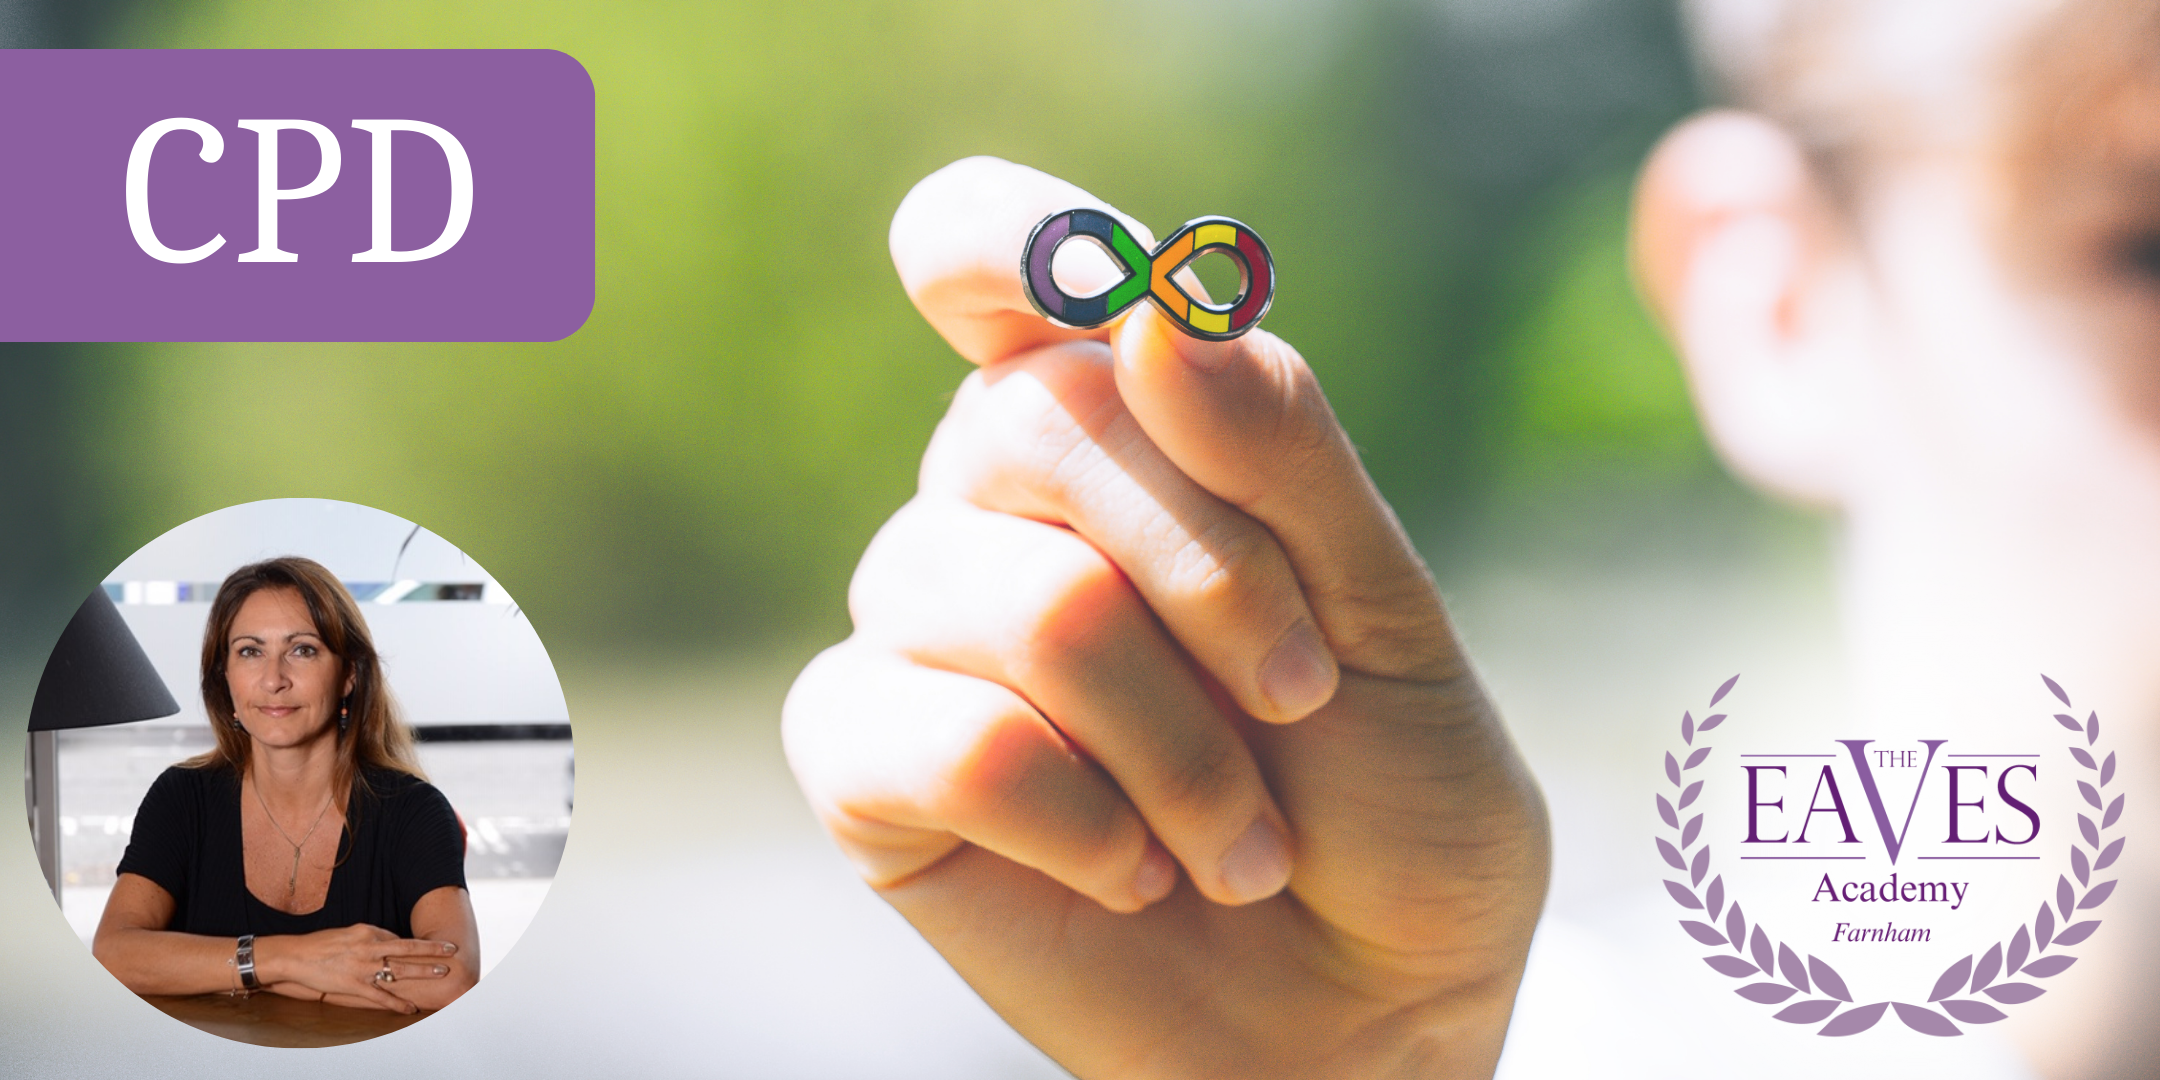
left=1021, top=209, right=1274, bottom=342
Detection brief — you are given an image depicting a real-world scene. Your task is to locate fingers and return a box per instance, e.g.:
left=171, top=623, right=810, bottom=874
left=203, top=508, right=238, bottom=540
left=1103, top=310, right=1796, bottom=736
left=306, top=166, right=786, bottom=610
left=1107, top=304, right=1462, bottom=683
left=323, top=990, right=418, bottom=1014
left=895, top=157, right=1461, bottom=687
left=919, top=341, right=1339, bottom=723
left=891, top=156, right=1157, bottom=366
left=382, top=959, right=453, bottom=981
left=847, top=497, right=1295, bottom=905
left=785, top=641, right=1178, bottom=913
left=357, top=929, right=460, bottom=959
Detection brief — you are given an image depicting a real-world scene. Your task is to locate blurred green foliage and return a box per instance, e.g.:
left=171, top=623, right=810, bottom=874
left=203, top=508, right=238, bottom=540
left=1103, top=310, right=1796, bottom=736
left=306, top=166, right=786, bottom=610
left=1493, top=177, right=1713, bottom=486
left=47, top=0, right=1746, bottom=658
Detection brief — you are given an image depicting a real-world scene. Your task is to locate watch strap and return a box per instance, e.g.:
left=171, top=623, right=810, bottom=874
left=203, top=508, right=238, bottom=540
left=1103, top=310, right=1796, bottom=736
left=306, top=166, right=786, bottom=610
left=235, top=934, right=259, bottom=991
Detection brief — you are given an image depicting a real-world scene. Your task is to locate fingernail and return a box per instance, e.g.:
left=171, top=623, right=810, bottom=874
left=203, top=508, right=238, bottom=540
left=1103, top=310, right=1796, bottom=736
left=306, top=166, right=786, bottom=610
left=1132, top=303, right=1236, bottom=373
left=434, top=966, right=448, bottom=976
left=1171, top=329, right=1236, bottom=373
left=1133, top=843, right=1177, bottom=906
left=1257, top=621, right=1335, bottom=719
left=1219, top=818, right=1292, bottom=904
left=443, top=943, right=457, bottom=954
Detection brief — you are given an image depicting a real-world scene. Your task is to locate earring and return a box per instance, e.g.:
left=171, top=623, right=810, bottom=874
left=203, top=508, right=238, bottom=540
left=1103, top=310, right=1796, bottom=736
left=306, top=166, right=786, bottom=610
left=339, top=697, right=351, bottom=735
left=230, top=714, right=243, bottom=730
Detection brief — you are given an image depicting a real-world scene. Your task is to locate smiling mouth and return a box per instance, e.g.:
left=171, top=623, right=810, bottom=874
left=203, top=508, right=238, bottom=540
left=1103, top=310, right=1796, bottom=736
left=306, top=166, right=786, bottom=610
left=256, top=706, right=300, bottom=717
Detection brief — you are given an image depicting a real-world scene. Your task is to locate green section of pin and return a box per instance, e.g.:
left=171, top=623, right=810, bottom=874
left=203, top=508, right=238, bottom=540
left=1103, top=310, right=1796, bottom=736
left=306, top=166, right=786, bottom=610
left=1105, top=224, right=1152, bottom=311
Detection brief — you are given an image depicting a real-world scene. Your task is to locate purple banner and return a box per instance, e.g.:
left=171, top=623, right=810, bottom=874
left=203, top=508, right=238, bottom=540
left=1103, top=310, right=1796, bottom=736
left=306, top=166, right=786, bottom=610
left=0, top=50, right=593, bottom=341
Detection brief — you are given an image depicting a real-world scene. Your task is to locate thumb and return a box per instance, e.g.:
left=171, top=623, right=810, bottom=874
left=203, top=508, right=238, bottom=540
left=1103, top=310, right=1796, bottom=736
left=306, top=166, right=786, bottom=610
left=1109, top=303, right=1464, bottom=684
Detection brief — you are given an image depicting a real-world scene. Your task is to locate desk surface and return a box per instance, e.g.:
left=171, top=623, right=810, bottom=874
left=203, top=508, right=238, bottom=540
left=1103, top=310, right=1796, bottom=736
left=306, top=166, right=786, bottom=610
left=144, top=992, right=430, bottom=1047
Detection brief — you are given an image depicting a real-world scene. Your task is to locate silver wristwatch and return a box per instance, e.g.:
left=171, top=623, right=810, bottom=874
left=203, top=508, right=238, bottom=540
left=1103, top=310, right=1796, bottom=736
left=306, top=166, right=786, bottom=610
left=235, top=934, right=259, bottom=991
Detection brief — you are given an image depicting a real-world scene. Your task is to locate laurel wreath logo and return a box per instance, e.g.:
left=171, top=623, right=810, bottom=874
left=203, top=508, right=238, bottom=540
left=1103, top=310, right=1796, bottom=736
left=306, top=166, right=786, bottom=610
left=1658, top=674, right=2123, bottom=1035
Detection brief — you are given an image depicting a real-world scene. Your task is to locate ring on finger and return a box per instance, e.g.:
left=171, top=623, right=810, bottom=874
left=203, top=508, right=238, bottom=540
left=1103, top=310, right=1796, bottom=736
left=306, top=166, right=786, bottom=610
left=374, top=963, right=396, bottom=984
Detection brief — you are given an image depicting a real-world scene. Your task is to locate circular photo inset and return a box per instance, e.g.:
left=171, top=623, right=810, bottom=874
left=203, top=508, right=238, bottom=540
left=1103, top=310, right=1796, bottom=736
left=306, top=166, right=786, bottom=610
left=24, top=498, right=572, bottom=1047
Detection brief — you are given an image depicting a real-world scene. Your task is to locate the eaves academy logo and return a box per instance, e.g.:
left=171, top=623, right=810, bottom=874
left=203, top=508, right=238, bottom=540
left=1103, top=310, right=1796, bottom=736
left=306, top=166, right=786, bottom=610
left=1655, top=675, right=2122, bottom=1036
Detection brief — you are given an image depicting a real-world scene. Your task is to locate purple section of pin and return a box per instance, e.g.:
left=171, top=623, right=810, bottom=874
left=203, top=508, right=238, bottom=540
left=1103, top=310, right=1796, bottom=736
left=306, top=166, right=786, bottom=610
left=1024, top=211, right=1075, bottom=319
left=0, top=50, right=594, bottom=341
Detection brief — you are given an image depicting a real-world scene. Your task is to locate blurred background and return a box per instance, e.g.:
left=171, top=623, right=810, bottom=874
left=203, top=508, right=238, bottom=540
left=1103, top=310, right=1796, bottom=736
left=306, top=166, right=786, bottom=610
left=1, top=0, right=1840, bottom=1075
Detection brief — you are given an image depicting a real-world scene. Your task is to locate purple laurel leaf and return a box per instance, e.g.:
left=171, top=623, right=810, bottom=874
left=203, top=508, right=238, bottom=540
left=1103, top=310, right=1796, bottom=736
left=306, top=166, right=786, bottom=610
left=1691, top=846, right=1711, bottom=887
left=2079, top=781, right=2103, bottom=810
left=1657, top=838, right=1686, bottom=870
left=2021, top=955, right=2077, bottom=978
left=1699, top=712, right=1727, bottom=732
left=2043, top=674, right=2071, bottom=707
left=1665, top=752, right=1681, bottom=786
left=2105, top=795, right=2125, bottom=829
left=1774, top=999, right=1840, bottom=1024
left=2006, top=925, right=2031, bottom=976
left=1682, top=814, right=1704, bottom=848
left=2058, top=876, right=2076, bottom=920
left=2070, top=747, right=2097, bottom=770
left=1710, top=674, right=1739, bottom=707
left=1778, top=943, right=1811, bottom=994
left=1707, top=876, right=1725, bottom=920
left=2055, top=713, right=2083, bottom=732
left=1682, top=711, right=1694, bottom=744
left=1818, top=1002, right=1890, bottom=1037
left=1750, top=926, right=1774, bottom=976
left=2080, top=815, right=2101, bottom=847
left=1684, top=746, right=1713, bottom=770
left=2053, top=920, right=2101, bottom=947
left=1705, top=954, right=1758, bottom=978
left=1726, top=905, right=1747, bottom=955
left=1981, top=983, right=2046, bottom=1005
left=1657, top=794, right=1678, bottom=829
left=1681, top=921, right=1728, bottom=946
left=2088, top=711, right=2100, bottom=745
left=1664, top=880, right=1704, bottom=910
left=2102, top=752, right=2116, bottom=787
left=1738, top=982, right=1798, bottom=1004
left=1929, top=956, right=1973, bottom=1003
left=1941, top=999, right=2008, bottom=1024
left=1807, top=956, right=1852, bottom=1002
left=2073, top=847, right=2090, bottom=886
left=2096, top=838, right=2126, bottom=871
left=1893, top=1002, right=1964, bottom=1037
left=2037, top=903, right=2056, bottom=949
left=1970, top=943, right=2002, bottom=994
left=1679, top=780, right=1704, bottom=810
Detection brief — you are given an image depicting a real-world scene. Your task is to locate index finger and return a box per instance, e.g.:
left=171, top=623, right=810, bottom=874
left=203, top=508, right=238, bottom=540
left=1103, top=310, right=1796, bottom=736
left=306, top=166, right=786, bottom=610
left=891, top=157, right=1158, bottom=367
left=377, top=937, right=460, bottom=958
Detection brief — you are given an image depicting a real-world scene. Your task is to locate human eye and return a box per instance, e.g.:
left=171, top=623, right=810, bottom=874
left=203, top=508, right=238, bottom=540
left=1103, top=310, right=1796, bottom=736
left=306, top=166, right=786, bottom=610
left=292, top=643, right=319, bottom=659
left=234, top=644, right=261, bottom=659
left=2123, top=230, right=2160, bottom=285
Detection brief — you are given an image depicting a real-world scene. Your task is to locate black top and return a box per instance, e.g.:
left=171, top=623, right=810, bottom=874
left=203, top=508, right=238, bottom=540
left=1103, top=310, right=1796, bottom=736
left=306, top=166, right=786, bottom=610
left=116, top=763, right=466, bottom=939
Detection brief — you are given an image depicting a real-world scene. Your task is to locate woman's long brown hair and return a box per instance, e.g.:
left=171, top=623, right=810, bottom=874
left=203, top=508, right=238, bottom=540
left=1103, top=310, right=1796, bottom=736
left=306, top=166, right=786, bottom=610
left=187, top=556, right=426, bottom=802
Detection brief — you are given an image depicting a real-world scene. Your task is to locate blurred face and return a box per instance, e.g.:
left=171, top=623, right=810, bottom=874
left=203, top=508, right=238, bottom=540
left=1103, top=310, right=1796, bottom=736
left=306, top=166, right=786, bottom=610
left=1791, top=0, right=2160, bottom=574
left=1994, top=0, right=2160, bottom=427
left=225, top=586, right=350, bottom=752
left=1645, top=0, right=2160, bottom=511
left=1637, top=0, right=2160, bottom=718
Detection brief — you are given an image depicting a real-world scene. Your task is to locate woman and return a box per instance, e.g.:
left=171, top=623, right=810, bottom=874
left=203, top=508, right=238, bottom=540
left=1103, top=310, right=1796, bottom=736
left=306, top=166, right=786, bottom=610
left=92, top=557, right=478, bottom=1015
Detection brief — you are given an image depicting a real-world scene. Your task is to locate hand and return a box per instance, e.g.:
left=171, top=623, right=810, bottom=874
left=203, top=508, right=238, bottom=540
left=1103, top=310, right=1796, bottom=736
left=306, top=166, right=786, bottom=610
left=257, top=923, right=459, bottom=1014
left=783, top=157, right=1550, bottom=1079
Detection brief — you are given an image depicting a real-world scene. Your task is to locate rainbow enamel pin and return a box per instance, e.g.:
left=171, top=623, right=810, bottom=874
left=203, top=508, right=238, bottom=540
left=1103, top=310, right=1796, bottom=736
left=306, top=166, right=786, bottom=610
left=1021, top=209, right=1274, bottom=342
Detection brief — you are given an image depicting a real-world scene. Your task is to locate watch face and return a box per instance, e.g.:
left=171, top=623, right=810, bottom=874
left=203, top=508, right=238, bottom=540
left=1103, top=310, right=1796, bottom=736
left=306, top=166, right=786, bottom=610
left=25, top=498, right=574, bottom=1046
